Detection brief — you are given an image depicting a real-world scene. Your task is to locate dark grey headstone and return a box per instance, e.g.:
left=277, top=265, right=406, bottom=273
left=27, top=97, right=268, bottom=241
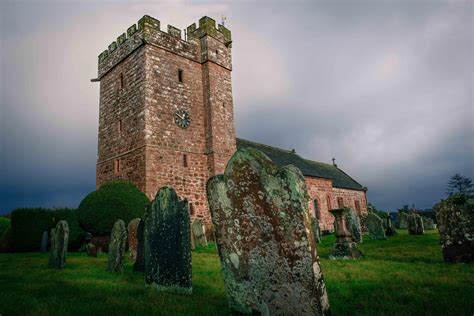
left=407, top=213, right=424, bottom=235
left=366, top=212, right=387, bottom=240
left=191, top=218, right=208, bottom=247
left=385, top=216, right=397, bottom=236
left=49, top=221, right=69, bottom=269
left=207, top=148, right=330, bottom=315
left=40, top=231, right=48, bottom=253
left=144, top=186, right=192, bottom=294
left=107, top=219, right=127, bottom=272
left=347, top=208, right=362, bottom=243
left=133, top=219, right=145, bottom=272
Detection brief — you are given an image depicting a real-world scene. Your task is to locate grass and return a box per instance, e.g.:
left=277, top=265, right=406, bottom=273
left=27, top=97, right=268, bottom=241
left=0, top=230, right=473, bottom=315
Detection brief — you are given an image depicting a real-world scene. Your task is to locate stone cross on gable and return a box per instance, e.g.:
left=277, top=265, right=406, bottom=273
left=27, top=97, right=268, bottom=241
left=221, top=14, right=227, bottom=26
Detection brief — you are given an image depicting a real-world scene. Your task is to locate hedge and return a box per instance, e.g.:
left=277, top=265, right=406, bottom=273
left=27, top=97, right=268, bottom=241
left=10, top=208, right=85, bottom=252
left=0, top=217, right=10, bottom=238
left=78, top=181, right=149, bottom=236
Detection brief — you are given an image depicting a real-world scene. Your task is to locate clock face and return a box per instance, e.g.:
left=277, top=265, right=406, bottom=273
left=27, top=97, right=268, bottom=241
left=174, top=109, right=190, bottom=129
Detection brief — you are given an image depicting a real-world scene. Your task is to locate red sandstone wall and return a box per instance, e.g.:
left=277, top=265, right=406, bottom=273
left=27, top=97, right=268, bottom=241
left=305, top=177, right=335, bottom=231
left=332, top=187, right=368, bottom=217
left=96, top=47, right=147, bottom=190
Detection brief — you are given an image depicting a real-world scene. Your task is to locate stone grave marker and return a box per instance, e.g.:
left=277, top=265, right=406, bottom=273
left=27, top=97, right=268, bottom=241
left=366, top=212, right=387, bottom=240
left=40, top=231, right=48, bottom=253
left=329, top=208, right=362, bottom=260
left=127, top=218, right=141, bottom=261
left=107, top=219, right=127, bottom=272
left=207, top=148, right=330, bottom=315
left=49, top=220, right=69, bottom=269
left=407, top=213, right=424, bottom=235
left=347, top=208, right=362, bottom=243
left=191, top=218, right=208, bottom=247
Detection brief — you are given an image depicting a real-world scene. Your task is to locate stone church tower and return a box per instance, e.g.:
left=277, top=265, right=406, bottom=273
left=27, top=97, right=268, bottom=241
left=94, top=15, right=236, bottom=223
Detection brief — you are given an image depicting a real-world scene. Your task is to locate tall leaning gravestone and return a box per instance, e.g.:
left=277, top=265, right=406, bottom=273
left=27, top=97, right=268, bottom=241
left=366, top=212, right=387, bottom=240
left=108, top=219, right=128, bottom=272
left=144, top=186, right=192, bottom=294
left=207, top=148, right=330, bottom=315
left=434, top=195, right=474, bottom=263
left=49, top=220, right=69, bottom=269
left=347, top=208, right=362, bottom=243
left=191, top=218, right=208, bottom=247
left=407, top=213, right=424, bottom=235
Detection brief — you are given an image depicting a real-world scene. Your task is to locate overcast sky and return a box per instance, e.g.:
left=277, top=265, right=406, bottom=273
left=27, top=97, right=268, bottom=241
left=0, top=0, right=472, bottom=214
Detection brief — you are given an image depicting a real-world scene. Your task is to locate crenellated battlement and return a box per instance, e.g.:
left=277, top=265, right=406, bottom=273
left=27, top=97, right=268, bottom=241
left=97, top=15, right=232, bottom=68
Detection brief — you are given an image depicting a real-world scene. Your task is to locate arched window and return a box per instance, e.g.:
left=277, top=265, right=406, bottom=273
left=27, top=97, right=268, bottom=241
left=313, top=199, right=321, bottom=220
left=337, top=197, right=344, bottom=208
left=326, top=195, right=332, bottom=211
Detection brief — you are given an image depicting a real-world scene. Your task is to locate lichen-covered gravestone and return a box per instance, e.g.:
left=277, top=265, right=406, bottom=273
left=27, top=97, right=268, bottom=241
left=397, top=212, right=408, bottom=229
left=434, top=196, right=474, bottom=263
left=40, top=231, right=48, bottom=253
left=330, top=208, right=362, bottom=260
left=207, top=148, right=330, bottom=315
left=191, top=218, right=208, bottom=247
left=366, top=212, right=387, bottom=240
left=422, top=217, right=436, bottom=230
left=347, top=208, right=362, bottom=243
left=385, top=216, right=396, bottom=236
left=311, top=216, right=322, bottom=243
left=127, top=218, right=141, bottom=261
left=49, top=220, right=69, bottom=269
left=144, top=186, right=192, bottom=294
left=107, top=219, right=127, bottom=272
left=407, top=213, right=424, bottom=235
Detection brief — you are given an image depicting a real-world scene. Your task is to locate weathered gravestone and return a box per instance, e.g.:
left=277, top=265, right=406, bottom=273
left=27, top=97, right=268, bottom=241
left=330, top=208, right=362, bottom=260
left=144, top=186, right=192, bottom=294
left=397, top=212, right=408, bottom=229
left=107, top=219, right=127, bottom=272
left=407, top=213, right=424, bottom=235
left=434, top=196, right=474, bottom=263
left=385, top=216, right=397, bottom=236
left=49, top=220, right=69, bottom=269
left=366, top=212, right=387, bottom=240
left=40, top=231, right=48, bottom=253
left=86, top=243, right=98, bottom=257
left=133, top=219, right=145, bottom=272
left=422, top=217, right=436, bottom=230
left=311, top=216, right=322, bottom=243
left=128, top=218, right=141, bottom=261
left=191, top=218, right=208, bottom=247
left=347, top=208, right=362, bottom=243
left=207, top=148, right=330, bottom=315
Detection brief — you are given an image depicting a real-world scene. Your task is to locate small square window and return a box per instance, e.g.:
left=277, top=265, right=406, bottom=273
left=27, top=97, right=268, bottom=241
left=178, top=69, right=183, bottom=82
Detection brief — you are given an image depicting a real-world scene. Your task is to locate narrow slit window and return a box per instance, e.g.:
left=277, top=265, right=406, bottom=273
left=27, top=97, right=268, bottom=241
left=314, top=199, right=320, bottom=220
left=178, top=69, right=183, bottom=82
left=114, top=159, right=120, bottom=173
left=117, top=119, right=122, bottom=133
left=327, top=195, right=332, bottom=210
left=355, top=200, right=361, bottom=213
left=119, top=73, right=124, bottom=89
left=188, top=203, right=194, bottom=215
left=183, top=154, right=188, bottom=167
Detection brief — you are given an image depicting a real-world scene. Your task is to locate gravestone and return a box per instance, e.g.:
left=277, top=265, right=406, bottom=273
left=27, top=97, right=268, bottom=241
left=407, top=213, right=424, bottom=235
left=385, top=216, right=396, bottom=236
left=191, top=218, right=208, bottom=247
left=144, top=186, right=192, bottom=294
left=107, top=219, right=127, bottom=272
left=85, top=232, right=93, bottom=244
left=128, top=218, right=141, bottom=261
left=207, top=148, right=330, bottom=315
left=49, top=220, right=69, bottom=269
left=86, top=243, right=98, bottom=257
left=329, top=208, right=362, bottom=260
left=422, top=217, right=436, bottom=230
left=397, top=212, right=408, bottom=229
left=40, top=231, right=48, bottom=253
left=366, top=212, right=387, bottom=240
left=347, top=208, right=362, bottom=243
left=434, top=195, right=474, bottom=263
left=133, top=219, right=145, bottom=272
left=311, top=216, right=322, bottom=243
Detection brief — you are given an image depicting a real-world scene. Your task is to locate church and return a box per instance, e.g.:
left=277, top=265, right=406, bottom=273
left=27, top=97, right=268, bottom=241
left=93, top=15, right=368, bottom=232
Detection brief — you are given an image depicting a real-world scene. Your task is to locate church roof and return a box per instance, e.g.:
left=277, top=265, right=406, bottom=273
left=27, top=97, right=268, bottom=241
left=236, top=138, right=366, bottom=191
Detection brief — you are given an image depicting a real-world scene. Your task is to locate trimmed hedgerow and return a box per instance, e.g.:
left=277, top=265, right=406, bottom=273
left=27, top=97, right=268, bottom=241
left=9, top=208, right=85, bottom=252
left=10, top=208, right=55, bottom=252
left=78, top=181, right=149, bottom=236
left=0, top=217, right=10, bottom=238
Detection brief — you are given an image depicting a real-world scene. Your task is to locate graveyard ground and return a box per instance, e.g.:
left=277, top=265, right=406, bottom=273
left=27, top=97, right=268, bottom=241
left=0, top=230, right=473, bottom=316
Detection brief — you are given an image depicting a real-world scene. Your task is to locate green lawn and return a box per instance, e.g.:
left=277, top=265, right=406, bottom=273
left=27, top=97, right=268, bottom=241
left=0, top=230, right=473, bottom=315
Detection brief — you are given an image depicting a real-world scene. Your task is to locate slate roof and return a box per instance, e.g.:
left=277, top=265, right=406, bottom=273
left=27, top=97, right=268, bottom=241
left=236, top=138, right=366, bottom=191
